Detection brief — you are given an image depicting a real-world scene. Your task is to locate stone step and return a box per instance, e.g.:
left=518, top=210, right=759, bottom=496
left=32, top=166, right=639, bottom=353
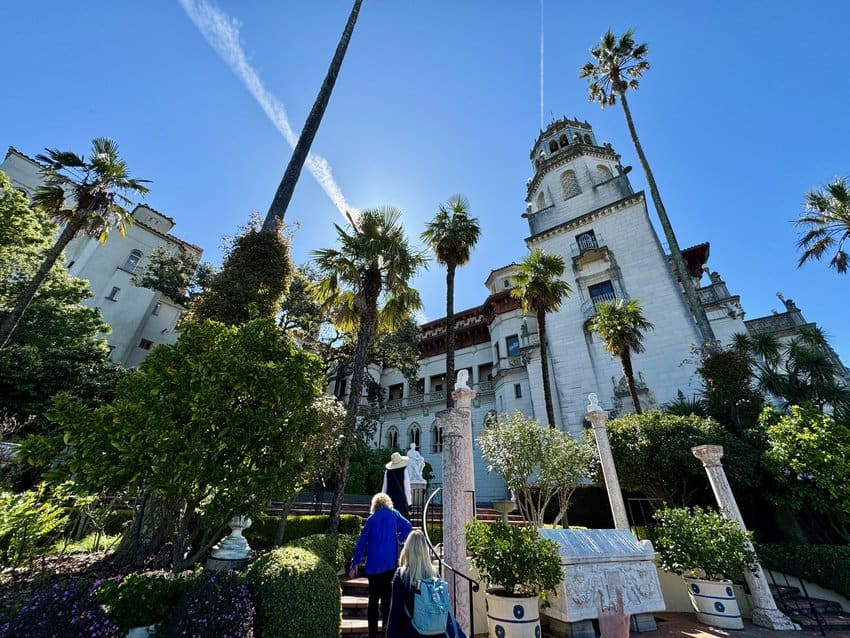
left=341, top=576, right=370, bottom=595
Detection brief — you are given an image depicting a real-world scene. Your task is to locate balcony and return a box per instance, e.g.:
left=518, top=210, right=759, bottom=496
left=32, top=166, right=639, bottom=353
left=378, top=381, right=496, bottom=415
left=570, top=232, right=606, bottom=257
left=581, top=292, right=620, bottom=320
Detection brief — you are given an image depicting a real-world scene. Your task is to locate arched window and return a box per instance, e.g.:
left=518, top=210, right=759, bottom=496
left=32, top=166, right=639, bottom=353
left=548, top=140, right=558, bottom=153
left=386, top=426, right=399, bottom=449
left=596, top=164, right=613, bottom=181
left=122, top=249, right=143, bottom=273
left=431, top=421, right=443, bottom=453
left=408, top=423, right=421, bottom=450
left=536, top=191, right=546, bottom=210
left=560, top=170, right=580, bottom=200
left=559, top=134, right=569, bottom=148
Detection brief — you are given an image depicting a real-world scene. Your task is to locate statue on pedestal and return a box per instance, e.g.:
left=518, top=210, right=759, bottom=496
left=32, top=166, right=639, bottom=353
left=406, top=442, right=426, bottom=484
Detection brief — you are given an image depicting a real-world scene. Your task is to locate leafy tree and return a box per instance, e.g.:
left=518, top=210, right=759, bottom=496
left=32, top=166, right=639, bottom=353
left=279, top=264, right=323, bottom=339
left=186, top=218, right=292, bottom=326
left=312, top=207, right=427, bottom=532
left=262, top=0, right=363, bottom=230
left=580, top=29, right=714, bottom=345
left=421, top=194, right=481, bottom=407
left=604, top=410, right=760, bottom=506
left=761, top=404, right=850, bottom=543
left=796, top=176, right=850, bottom=274
left=43, top=318, right=326, bottom=569
left=0, top=138, right=149, bottom=348
left=477, top=411, right=595, bottom=527
left=510, top=249, right=572, bottom=426
left=697, top=344, right=764, bottom=434
left=588, top=298, right=654, bottom=414
left=131, top=246, right=213, bottom=306
left=0, top=170, right=125, bottom=436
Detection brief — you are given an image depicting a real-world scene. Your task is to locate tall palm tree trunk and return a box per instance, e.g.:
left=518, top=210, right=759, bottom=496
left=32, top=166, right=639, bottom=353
left=327, top=302, right=378, bottom=533
left=619, top=349, right=642, bottom=414
left=618, top=92, right=715, bottom=346
left=445, top=264, right=456, bottom=408
left=262, top=0, right=364, bottom=232
left=537, top=310, right=556, bottom=427
left=0, top=219, right=80, bottom=348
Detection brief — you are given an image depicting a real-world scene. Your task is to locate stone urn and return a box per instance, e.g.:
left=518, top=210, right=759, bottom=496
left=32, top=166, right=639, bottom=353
left=491, top=499, right=516, bottom=523
left=206, top=515, right=252, bottom=571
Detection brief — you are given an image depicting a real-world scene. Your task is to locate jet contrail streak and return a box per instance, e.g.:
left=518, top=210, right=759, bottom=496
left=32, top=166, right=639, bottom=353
left=178, top=0, right=355, bottom=219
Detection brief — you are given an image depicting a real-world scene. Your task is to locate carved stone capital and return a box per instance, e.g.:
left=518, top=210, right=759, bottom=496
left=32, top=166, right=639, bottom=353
left=586, top=409, right=609, bottom=429
left=452, top=387, right=476, bottom=409
left=691, top=444, right=724, bottom=467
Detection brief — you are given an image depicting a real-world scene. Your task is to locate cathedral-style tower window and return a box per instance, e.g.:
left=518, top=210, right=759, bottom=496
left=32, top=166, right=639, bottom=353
left=597, top=164, right=613, bottom=181
left=536, top=191, right=547, bottom=210
left=548, top=140, right=559, bottom=152
left=561, top=170, right=580, bottom=200
left=431, top=422, right=443, bottom=453
left=559, top=134, right=569, bottom=148
left=387, top=426, right=399, bottom=449
left=408, top=423, right=421, bottom=449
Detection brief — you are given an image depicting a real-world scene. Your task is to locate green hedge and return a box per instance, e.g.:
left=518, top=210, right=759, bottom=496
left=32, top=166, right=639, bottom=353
left=245, top=513, right=361, bottom=547
left=287, top=534, right=357, bottom=572
left=96, top=571, right=196, bottom=631
left=246, top=546, right=340, bottom=638
left=757, top=543, right=850, bottom=599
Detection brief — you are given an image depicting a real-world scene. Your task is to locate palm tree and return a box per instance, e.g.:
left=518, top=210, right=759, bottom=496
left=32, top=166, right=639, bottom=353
left=313, top=207, right=427, bottom=532
left=796, top=177, right=850, bottom=274
left=421, top=194, right=481, bottom=408
left=580, top=29, right=714, bottom=346
left=510, top=249, right=572, bottom=427
left=589, top=298, right=654, bottom=414
left=262, top=0, right=363, bottom=232
left=0, top=138, right=149, bottom=348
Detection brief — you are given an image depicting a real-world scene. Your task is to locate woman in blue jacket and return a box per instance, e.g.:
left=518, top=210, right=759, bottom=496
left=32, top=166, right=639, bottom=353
left=349, top=492, right=413, bottom=638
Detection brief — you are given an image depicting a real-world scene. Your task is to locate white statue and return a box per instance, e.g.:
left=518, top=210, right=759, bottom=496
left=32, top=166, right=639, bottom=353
left=407, top=442, right=426, bottom=483
left=456, top=369, right=470, bottom=390
left=587, top=393, right=601, bottom=412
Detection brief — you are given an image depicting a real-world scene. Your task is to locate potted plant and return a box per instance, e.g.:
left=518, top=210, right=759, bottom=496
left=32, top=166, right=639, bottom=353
left=653, top=506, right=759, bottom=629
left=466, top=520, right=564, bottom=638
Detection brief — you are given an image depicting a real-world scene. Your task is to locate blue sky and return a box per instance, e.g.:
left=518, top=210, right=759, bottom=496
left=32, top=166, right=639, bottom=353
left=2, top=1, right=849, bottom=362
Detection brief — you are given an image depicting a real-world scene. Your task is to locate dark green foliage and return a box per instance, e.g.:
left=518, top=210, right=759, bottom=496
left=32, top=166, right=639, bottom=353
left=654, top=507, right=758, bottom=581
left=698, top=348, right=764, bottom=433
left=604, top=410, right=760, bottom=505
left=246, top=514, right=361, bottom=547
left=132, top=246, right=212, bottom=306
left=96, top=572, right=195, bottom=631
left=466, top=520, right=564, bottom=604
left=287, top=533, right=357, bottom=572
left=756, top=543, right=850, bottom=599
left=345, top=443, right=393, bottom=495
left=160, top=570, right=254, bottom=638
left=188, top=220, right=292, bottom=326
left=246, top=546, right=341, bottom=638
left=104, top=509, right=134, bottom=536
left=0, top=486, right=68, bottom=568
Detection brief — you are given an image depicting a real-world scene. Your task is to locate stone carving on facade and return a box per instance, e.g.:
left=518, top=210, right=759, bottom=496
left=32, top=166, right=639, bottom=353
left=611, top=373, right=656, bottom=414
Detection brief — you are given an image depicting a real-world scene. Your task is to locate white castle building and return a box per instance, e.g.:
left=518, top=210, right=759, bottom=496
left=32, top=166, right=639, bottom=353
left=2, top=147, right=202, bottom=366
left=363, top=118, right=846, bottom=502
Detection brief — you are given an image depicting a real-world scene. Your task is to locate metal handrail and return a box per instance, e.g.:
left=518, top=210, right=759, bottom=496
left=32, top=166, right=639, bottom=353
left=422, top=486, right=480, bottom=638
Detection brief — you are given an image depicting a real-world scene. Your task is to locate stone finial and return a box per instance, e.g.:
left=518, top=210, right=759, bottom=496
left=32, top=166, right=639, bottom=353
left=692, top=444, right=724, bottom=467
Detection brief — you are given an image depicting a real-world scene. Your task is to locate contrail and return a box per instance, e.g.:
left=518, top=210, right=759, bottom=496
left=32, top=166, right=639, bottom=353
left=178, top=0, right=355, bottom=219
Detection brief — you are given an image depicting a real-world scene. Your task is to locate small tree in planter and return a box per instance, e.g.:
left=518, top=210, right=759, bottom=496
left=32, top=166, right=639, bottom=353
left=467, top=520, right=564, bottom=638
left=653, top=506, right=759, bottom=629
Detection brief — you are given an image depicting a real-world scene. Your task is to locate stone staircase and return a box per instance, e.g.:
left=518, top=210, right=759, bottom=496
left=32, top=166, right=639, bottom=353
left=340, top=573, right=377, bottom=638
left=771, top=583, right=850, bottom=632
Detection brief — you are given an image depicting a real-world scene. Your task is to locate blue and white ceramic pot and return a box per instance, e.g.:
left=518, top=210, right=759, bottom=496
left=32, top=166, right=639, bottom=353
left=683, top=576, right=743, bottom=629
left=484, top=592, right=541, bottom=638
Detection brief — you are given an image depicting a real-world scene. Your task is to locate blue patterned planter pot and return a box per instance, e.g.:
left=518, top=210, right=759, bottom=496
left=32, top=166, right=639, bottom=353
left=683, top=576, right=743, bottom=630
left=485, top=593, right=541, bottom=638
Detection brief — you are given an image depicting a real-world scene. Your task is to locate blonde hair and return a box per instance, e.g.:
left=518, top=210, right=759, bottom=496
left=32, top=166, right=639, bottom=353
left=399, top=530, right=437, bottom=587
left=370, top=492, right=393, bottom=514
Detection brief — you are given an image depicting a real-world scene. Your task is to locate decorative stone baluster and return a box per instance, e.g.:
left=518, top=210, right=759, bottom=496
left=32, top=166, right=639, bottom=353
left=691, top=445, right=796, bottom=631
left=207, top=515, right=252, bottom=571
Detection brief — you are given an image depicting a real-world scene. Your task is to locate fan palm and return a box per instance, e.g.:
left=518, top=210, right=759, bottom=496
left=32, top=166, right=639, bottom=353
left=580, top=29, right=714, bottom=346
left=588, top=298, right=654, bottom=414
left=421, top=194, right=481, bottom=407
left=510, top=249, right=572, bottom=427
left=0, top=138, right=149, bottom=348
left=262, top=0, right=363, bottom=231
left=313, top=206, right=427, bottom=531
left=796, top=177, right=850, bottom=274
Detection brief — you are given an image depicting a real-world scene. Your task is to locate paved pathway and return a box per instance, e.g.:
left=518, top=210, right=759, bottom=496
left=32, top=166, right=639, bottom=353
left=615, top=612, right=849, bottom=638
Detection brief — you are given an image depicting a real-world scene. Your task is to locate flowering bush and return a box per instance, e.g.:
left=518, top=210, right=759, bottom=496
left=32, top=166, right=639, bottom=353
left=160, top=570, right=254, bottom=638
left=0, top=578, right=120, bottom=638
left=96, top=571, right=195, bottom=631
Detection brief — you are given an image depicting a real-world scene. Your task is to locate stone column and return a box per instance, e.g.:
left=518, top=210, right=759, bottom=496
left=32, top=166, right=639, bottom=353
left=586, top=394, right=629, bottom=530
left=691, top=445, right=797, bottom=631
left=437, top=372, right=476, bottom=632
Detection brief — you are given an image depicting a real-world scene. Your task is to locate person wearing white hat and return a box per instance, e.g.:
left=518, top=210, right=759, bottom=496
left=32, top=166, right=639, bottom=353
left=382, top=451, right=412, bottom=519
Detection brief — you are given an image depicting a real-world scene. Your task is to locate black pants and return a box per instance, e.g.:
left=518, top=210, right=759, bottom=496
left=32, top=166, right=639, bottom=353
left=367, top=569, right=394, bottom=638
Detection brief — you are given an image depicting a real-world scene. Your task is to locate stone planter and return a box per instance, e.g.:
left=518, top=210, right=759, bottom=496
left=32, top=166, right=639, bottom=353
left=683, top=576, right=743, bottom=629
left=485, top=592, right=541, bottom=638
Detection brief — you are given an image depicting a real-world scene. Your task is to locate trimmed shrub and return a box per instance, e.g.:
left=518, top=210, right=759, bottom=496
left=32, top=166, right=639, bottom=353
left=246, top=546, right=340, bottom=638
left=0, top=578, right=120, bottom=638
left=246, top=513, right=361, bottom=546
left=160, top=570, right=254, bottom=638
left=757, top=543, right=850, bottom=599
left=96, top=571, right=195, bottom=631
left=287, top=533, right=357, bottom=572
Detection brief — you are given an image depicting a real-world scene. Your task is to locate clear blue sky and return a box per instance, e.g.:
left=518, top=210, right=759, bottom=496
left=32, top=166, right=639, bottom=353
left=2, top=1, right=848, bottom=362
